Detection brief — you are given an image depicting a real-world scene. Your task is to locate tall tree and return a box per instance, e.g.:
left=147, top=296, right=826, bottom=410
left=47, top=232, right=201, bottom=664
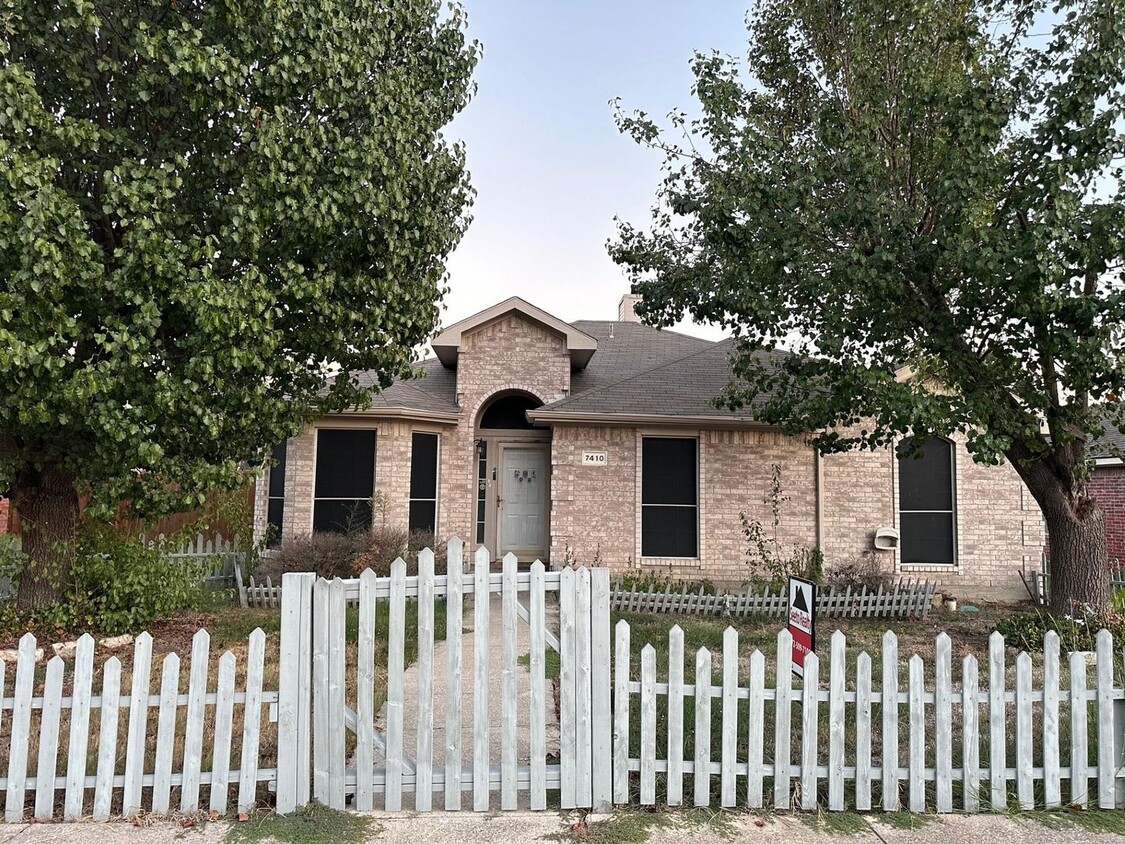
left=0, top=0, right=477, bottom=607
left=612, top=0, right=1125, bottom=612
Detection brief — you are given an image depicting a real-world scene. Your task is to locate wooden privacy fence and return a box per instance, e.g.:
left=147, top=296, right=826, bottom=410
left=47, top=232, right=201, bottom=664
left=612, top=578, right=937, bottom=620
left=0, top=628, right=277, bottom=822
left=273, top=543, right=612, bottom=813
left=612, top=623, right=1125, bottom=813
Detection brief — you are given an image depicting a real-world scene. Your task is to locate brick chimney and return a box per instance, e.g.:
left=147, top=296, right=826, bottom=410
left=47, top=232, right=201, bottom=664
left=618, top=293, right=643, bottom=323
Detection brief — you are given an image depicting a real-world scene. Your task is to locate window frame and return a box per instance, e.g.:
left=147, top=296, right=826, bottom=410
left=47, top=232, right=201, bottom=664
left=639, top=435, right=700, bottom=560
left=897, top=436, right=958, bottom=566
left=312, top=427, right=377, bottom=534
left=408, top=431, right=440, bottom=534
left=266, top=441, right=287, bottom=547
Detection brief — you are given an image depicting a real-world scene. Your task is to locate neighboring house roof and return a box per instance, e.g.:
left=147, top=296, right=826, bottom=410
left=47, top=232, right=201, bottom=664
left=344, top=301, right=770, bottom=426
left=1092, top=407, right=1125, bottom=463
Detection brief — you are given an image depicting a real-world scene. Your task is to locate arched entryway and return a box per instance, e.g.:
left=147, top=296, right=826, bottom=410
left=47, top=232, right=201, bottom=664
left=475, top=391, right=550, bottom=562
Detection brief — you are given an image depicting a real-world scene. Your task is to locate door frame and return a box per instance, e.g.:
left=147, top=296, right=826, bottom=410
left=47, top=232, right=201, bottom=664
left=478, top=429, right=550, bottom=560
left=496, top=442, right=551, bottom=561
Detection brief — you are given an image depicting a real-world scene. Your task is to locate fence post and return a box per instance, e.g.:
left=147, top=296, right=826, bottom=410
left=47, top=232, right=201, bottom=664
left=277, top=572, right=314, bottom=813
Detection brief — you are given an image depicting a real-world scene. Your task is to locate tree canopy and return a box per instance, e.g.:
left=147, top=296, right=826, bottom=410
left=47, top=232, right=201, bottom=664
left=612, top=0, right=1125, bottom=609
left=0, top=0, right=477, bottom=603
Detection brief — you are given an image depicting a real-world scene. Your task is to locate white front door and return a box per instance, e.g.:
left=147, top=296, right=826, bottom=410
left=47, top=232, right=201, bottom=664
left=499, top=446, right=549, bottom=560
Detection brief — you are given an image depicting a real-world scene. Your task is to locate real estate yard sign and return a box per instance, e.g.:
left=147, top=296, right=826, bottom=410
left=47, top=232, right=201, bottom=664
left=788, top=576, right=816, bottom=678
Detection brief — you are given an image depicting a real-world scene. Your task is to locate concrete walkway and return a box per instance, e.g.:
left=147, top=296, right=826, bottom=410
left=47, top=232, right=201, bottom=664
left=370, top=592, right=560, bottom=810
left=3, top=811, right=1124, bottom=844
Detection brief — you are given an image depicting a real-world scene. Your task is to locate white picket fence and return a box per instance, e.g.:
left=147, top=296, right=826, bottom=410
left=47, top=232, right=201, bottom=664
left=613, top=623, right=1125, bottom=812
left=0, top=629, right=277, bottom=822
left=612, top=578, right=937, bottom=620
left=150, top=532, right=244, bottom=587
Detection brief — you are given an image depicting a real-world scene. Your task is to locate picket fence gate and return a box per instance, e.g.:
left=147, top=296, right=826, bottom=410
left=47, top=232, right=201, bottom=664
left=611, top=578, right=937, bottom=620
left=273, top=542, right=614, bottom=813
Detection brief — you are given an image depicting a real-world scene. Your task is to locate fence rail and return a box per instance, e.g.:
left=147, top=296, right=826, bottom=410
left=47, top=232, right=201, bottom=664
left=611, top=578, right=937, bottom=620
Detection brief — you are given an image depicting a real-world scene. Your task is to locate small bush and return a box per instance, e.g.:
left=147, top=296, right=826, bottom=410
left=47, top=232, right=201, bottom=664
left=613, top=571, right=717, bottom=595
left=994, top=608, right=1125, bottom=653
left=261, top=528, right=450, bottom=581
left=825, top=551, right=894, bottom=590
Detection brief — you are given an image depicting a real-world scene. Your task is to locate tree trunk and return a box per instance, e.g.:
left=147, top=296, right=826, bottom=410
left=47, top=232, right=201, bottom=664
left=1043, top=499, right=1110, bottom=615
left=11, top=464, right=80, bottom=610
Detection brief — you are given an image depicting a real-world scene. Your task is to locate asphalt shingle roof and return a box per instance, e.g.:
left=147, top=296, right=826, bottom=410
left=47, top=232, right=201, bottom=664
left=1092, top=407, right=1125, bottom=458
left=348, top=317, right=748, bottom=420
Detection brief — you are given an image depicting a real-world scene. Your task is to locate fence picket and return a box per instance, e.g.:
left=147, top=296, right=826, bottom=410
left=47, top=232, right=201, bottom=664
left=667, top=626, right=685, bottom=806
left=560, top=566, right=576, bottom=808
left=962, top=655, right=980, bottom=812
left=1014, top=652, right=1034, bottom=809
left=63, top=634, right=95, bottom=820
left=472, top=547, right=491, bottom=812
left=417, top=549, right=437, bottom=812
left=935, top=633, right=952, bottom=812
left=988, top=631, right=1006, bottom=811
left=775, top=629, right=793, bottom=810
left=33, top=656, right=64, bottom=820
left=828, top=631, right=846, bottom=811
left=93, top=657, right=122, bottom=821
left=747, top=650, right=766, bottom=809
left=882, top=631, right=900, bottom=811
left=1042, top=631, right=1061, bottom=808
left=387, top=561, right=408, bottom=812
left=122, top=632, right=153, bottom=817
left=501, top=553, right=519, bottom=811
left=238, top=628, right=267, bottom=814
left=855, top=652, right=872, bottom=811
left=210, top=651, right=237, bottom=814
left=530, top=561, right=547, bottom=810
left=590, top=567, right=613, bottom=812
left=721, top=627, right=739, bottom=808
left=640, top=645, right=657, bottom=805
left=181, top=629, right=210, bottom=812
left=152, top=653, right=181, bottom=815
left=694, top=647, right=713, bottom=807
left=312, top=579, right=330, bottom=804
left=1096, top=629, right=1115, bottom=809
left=801, top=652, right=820, bottom=810
left=356, top=569, right=377, bottom=811
left=613, top=619, right=631, bottom=805
left=1069, top=650, right=1089, bottom=807
left=445, top=539, right=464, bottom=811
left=575, top=567, right=593, bottom=808
left=908, top=655, right=925, bottom=812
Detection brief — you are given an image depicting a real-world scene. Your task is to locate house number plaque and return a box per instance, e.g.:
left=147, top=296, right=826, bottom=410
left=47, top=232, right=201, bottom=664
left=582, top=451, right=608, bottom=466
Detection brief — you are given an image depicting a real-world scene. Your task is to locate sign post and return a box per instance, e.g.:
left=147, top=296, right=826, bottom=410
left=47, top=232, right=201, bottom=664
left=787, top=576, right=816, bottom=678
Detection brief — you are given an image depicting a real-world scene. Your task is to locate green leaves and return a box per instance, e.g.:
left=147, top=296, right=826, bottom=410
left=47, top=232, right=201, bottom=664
left=0, top=0, right=477, bottom=514
left=612, top=0, right=1125, bottom=474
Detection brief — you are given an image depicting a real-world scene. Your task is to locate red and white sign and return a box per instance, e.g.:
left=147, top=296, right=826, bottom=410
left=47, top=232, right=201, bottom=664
left=788, top=576, right=817, bottom=678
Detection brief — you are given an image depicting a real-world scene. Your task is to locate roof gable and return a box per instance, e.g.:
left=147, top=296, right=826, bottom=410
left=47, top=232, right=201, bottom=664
left=431, top=296, right=598, bottom=370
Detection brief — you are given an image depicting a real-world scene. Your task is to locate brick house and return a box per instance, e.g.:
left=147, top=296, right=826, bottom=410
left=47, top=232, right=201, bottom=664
left=254, top=295, right=1045, bottom=600
left=1091, top=422, right=1125, bottom=564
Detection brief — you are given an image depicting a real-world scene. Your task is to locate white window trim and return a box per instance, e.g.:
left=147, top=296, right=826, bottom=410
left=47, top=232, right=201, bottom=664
left=636, top=433, right=701, bottom=563
left=895, top=436, right=960, bottom=569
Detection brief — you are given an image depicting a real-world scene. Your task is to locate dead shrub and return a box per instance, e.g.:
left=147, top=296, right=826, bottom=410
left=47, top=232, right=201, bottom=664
left=824, top=551, right=893, bottom=590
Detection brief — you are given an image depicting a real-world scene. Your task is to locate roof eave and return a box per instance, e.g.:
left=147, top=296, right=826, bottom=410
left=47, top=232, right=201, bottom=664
left=1095, top=456, right=1124, bottom=467
left=326, top=407, right=461, bottom=425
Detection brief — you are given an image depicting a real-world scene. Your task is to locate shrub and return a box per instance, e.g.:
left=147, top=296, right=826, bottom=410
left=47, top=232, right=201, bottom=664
left=825, top=552, right=894, bottom=590
left=261, top=528, right=450, bottom=581
left=994, top=607, right=1125, bottom=653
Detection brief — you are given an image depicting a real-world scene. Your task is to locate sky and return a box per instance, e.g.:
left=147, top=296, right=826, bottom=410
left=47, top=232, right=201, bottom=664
left=438, top=1, right=752, bottom=341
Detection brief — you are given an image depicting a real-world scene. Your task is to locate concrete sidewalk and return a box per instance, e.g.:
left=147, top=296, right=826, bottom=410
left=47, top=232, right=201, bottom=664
left=1, top=811, right=1122, bottom=844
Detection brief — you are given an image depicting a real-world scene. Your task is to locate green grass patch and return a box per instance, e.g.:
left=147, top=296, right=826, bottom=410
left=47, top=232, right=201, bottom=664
left=798, top=809, right=871, bottom=835
left=519, top=648, right=561, bottom=680
left=225, top=802, right=378, bottom=844
left=874, top=811, right=940, bottom=831
left=549, top=811, right=671, bottom=844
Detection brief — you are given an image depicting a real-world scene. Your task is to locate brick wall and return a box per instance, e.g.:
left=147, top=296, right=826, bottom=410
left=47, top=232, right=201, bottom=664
left=1091, top=465, right=1125, bottom=562
left=0, top=498, right=8, bottom=534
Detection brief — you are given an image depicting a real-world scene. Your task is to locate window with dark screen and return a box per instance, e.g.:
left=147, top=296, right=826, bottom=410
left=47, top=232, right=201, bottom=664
left=313, top=429, right=376, bottom=533
left=266, top=441, right=287, bottom=547
left=898, top=437, right=956, bottom=564
left=409, top=432, right=439, bottom=533
left=641, top=437, right=698, bottom=558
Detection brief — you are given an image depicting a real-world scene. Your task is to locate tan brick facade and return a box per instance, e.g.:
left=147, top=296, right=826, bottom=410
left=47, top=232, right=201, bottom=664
left=252, top=307, right=1043, bottom=601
